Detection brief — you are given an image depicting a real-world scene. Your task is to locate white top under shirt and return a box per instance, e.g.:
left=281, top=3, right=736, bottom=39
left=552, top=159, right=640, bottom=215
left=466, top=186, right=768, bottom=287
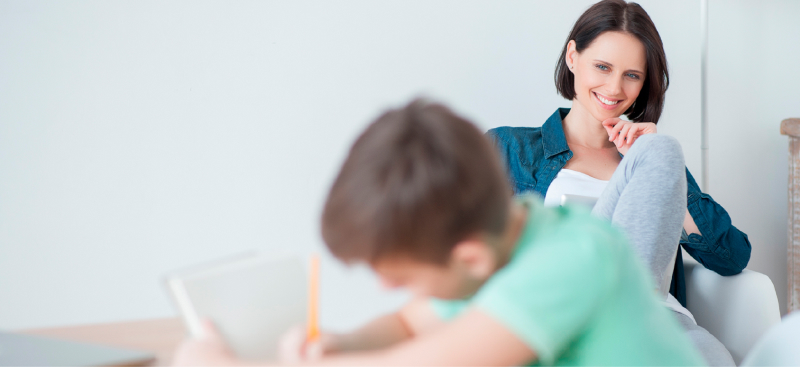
left=543, top=168, right=697, bottom=324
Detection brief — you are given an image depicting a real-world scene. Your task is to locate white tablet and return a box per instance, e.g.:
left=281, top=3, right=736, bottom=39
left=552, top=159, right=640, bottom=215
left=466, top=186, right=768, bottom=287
left=164, top=252, right=307, bottom=361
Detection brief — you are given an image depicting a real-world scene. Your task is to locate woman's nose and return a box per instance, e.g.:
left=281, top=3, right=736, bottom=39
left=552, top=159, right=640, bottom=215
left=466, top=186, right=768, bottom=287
left=605, top=75, right=624, bottom=96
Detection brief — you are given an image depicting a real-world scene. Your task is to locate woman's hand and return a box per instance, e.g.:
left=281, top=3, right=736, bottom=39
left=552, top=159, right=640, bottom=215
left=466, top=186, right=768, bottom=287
left=278, top=325, right=343, bottom=363
left=171, top=320, right=237, bottom=366
left=602, top=118, right=657, bottom=155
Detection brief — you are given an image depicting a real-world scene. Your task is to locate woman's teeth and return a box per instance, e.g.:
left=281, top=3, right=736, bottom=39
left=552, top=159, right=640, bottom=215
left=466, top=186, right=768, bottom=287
left=597, top=93, right=619, bottom=105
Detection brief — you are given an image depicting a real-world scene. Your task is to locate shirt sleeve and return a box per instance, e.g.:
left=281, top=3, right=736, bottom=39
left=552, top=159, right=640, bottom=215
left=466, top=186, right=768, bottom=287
left=683, top=168, right=751, bottom=275
left=472, top=225, right=619, bottom=365
left=429, top=298, right=470, bottom=321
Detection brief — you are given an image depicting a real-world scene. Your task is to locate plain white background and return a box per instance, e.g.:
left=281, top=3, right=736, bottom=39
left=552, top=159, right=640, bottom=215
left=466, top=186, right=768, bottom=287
left=0, top=0, right=796, bottom=331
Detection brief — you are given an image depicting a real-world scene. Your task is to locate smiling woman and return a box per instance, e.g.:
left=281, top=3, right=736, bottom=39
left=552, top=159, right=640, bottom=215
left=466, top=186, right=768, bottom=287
left=565, top=32, right=646, bottom=115
left=486, top=0, right=752, bottom=366
left=555, top=1, right=668, bottom=124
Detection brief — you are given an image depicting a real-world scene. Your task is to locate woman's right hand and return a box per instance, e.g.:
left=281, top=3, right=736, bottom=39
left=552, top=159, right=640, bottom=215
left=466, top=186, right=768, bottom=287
left=278, top=325, right=343, bottom=363
left=602, top=118, right=657, bottom=155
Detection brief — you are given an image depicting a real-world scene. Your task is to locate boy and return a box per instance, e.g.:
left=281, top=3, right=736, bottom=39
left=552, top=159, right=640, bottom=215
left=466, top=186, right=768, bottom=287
left=173, top=99, right=705, bottom=366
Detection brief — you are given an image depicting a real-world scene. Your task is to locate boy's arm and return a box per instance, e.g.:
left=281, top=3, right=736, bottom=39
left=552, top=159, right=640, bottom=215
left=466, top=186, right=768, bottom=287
left=191, top=298, right=449, bottom=364
left=173, top=304, right=536, bottom=366
left=305, top=307, right=536, bottom=366
left=328, top=297, right=446, bottom=352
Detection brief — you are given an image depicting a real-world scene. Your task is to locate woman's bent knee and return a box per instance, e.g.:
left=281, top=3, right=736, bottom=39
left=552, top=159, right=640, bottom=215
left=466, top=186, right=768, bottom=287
left=627, top=134, right=685, bottom=172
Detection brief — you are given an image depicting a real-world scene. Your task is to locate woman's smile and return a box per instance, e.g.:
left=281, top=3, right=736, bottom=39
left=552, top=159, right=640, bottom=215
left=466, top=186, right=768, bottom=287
left=593, top=91, right=623, bottom=110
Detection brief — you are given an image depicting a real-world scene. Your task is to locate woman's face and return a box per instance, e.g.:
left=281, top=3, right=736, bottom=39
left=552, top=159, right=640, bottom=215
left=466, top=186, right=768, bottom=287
left=566, top=31, right=647, bottom=122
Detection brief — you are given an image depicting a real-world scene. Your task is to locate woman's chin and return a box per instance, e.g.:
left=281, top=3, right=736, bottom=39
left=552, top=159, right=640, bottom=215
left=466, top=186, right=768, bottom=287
left=590, top=110, right=620, bottom=123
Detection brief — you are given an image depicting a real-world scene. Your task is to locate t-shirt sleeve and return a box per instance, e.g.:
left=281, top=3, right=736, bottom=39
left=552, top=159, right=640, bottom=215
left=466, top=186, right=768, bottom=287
left=429, top=298, right=470, bottom=320
left=473, top=230, right=618, bottom=365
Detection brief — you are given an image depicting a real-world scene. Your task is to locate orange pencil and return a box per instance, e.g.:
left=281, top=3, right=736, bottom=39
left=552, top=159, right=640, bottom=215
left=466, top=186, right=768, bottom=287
left=307, top=254, right=320, bottom=342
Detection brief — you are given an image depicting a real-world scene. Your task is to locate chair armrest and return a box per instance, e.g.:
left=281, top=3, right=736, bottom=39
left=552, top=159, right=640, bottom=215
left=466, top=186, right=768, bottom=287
left=685, top=263, right=781, bottom=365
left=741, top=312, right=800, bottom=366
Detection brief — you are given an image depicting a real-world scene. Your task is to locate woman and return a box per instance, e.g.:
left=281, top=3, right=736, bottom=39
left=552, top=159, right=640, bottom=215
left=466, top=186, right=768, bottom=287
left=487, top=1, right=750, bottom=366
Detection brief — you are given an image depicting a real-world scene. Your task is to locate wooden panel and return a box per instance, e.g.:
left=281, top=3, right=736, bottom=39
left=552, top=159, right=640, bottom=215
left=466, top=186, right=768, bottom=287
left=782, top=118, right=800, bottom=312
left=781, top=118, right=800, bottom=138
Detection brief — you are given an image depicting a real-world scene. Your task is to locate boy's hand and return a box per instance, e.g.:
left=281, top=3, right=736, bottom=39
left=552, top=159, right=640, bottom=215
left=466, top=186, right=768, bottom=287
left=602, top=118, right=657, bottom=155
left=171, top=320, right=236, bottom=366
left=278, top=325, right=342, bottom=363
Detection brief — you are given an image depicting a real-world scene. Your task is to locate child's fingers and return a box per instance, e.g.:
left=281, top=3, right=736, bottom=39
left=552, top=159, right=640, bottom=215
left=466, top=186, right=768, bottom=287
left=306, top=340, right=325, bottom=361
left=278, top=325, right=307, bottom=363
left=197, top=319, right=221, bottom=340
left=174, top=320, right=234, bottom=366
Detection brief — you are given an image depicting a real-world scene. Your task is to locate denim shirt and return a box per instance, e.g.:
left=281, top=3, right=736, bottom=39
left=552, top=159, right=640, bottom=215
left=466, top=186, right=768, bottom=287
left=486, top=108, right=752, bottom=307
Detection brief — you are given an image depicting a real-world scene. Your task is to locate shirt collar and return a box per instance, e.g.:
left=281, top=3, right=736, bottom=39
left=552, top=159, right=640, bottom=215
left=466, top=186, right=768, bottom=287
left=542, top=108, right=571, bottom=159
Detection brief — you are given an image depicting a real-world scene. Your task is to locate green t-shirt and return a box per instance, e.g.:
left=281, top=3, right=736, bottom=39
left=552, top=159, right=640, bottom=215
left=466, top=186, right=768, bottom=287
left=431, top=195, right=705, bottom=366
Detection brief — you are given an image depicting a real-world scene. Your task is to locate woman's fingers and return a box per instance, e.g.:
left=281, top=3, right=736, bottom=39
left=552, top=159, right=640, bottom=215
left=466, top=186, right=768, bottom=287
left=611, top=122, right=626, bottom=142
left=605, top=125, right=615, bottom=141
left=603, top=118, right=621, bottom=141
left=603, top=119, right=658, bottom=147
left=617, top=124, right=631, bottom=147
left=642, top=122, right=657, bottom=134
left=626, top=124, right=639, bottom=146
left=603, top=123, right=614, bottom=138
left=602, top=117, right=622, bottom=127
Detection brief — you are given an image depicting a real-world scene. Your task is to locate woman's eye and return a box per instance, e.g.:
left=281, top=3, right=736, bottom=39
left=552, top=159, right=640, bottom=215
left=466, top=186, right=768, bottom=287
left=595, top=64, right=609, bottom=71
left=627, top=73, right=640, bottom=80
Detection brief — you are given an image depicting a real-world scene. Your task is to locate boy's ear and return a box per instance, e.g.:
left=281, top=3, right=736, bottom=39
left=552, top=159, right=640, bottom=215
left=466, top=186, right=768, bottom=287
left=451, top=238, right=495, bottom=280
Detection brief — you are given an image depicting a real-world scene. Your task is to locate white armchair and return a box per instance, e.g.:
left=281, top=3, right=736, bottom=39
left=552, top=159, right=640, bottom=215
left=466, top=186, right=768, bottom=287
left=684, top=261, right=781, bottom=365
left=740, top=311, right=800, bottom=366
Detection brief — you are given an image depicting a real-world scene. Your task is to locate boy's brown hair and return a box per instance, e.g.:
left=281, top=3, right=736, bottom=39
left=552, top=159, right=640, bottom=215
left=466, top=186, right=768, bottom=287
left=321, top=98, right=512, bottom=265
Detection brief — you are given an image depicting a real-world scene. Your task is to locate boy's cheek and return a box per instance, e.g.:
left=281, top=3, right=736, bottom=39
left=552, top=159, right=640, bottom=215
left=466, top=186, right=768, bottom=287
left=386, top=279, right=435, bottom=298
left=377, top=275, right=404, bottom=291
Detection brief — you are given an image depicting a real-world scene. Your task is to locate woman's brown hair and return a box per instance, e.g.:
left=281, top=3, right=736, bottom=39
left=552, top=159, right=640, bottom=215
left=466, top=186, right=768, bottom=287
left=555, top=0, right=669, bottom=124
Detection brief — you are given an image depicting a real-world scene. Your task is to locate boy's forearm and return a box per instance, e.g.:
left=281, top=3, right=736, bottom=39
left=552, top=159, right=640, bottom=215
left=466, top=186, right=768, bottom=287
left=334, top=312, right=412, bottom=352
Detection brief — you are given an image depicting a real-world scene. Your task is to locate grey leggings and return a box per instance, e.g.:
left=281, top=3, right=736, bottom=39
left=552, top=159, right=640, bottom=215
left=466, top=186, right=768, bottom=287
left=591, top=134, right=735, bottom=366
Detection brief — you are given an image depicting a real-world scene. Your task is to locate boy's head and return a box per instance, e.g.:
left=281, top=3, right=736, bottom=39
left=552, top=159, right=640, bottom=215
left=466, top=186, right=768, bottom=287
left=321, top=98, right=513, bottom=299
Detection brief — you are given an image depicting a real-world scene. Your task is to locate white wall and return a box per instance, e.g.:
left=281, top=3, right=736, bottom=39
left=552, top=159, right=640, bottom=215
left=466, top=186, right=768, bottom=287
left=707, top=0, right=800, bottom=315
left=0, top=0, right=722, bottom=330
